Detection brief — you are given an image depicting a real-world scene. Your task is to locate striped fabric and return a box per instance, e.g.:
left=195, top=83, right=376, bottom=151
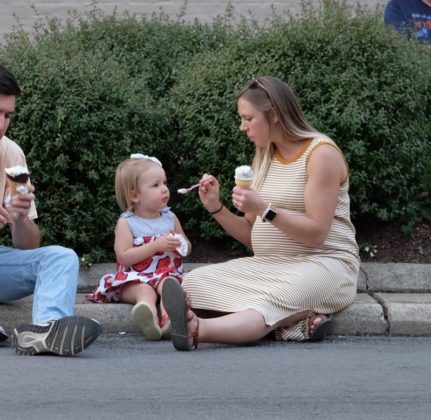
left=183, top=138, right=360, bottom=341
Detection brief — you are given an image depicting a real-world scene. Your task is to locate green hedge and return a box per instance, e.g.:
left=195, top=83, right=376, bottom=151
left=1, top=1, right=430, bottom=263
left=170, top=1, right=431, bottom=236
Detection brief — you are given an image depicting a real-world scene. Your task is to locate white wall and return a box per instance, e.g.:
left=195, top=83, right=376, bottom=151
left=1, top=1, right=385, bottom=42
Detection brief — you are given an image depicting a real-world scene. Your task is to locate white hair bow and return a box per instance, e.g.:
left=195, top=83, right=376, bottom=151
left=130, top=154, right=162, bottom=166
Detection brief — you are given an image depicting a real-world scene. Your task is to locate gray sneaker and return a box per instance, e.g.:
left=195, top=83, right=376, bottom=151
left=11, top=316, right=102, bottom=356
left=0, top=325, right=8, bottom=342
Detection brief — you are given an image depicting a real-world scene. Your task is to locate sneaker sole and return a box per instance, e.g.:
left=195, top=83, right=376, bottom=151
left=0, top=328, right=8, bottom=343
left=132, top=302, right=162, bottom=341
left=11, top=316, right=102, bottom=356
left=162, top=277, right=191, bottom=351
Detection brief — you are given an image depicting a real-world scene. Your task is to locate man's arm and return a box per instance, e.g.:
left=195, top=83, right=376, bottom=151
left=10, top=215, right=40, bottom=249
left=4, top=186, right=40, bottom=249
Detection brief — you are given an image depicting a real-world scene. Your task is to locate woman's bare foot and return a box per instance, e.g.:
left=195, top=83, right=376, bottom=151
left=309, top=314, right=328, bottom=334
left=308, top=313, right=333, bottom=342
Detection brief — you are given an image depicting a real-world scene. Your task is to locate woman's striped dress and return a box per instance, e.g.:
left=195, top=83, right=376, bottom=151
left=183, top=138, right=360, bottom=341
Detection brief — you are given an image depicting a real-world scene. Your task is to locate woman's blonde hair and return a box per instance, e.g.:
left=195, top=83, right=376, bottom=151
left=236, top=76, right=329, bottom=191
left=115, top=158, right=160, bottom=212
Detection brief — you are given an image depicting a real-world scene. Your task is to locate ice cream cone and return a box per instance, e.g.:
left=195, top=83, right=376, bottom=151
left=234, top=165, right=254, bottom=189
left=234, top=178, right=253, bottom=188
left=4, top=166, right=29, bottom=206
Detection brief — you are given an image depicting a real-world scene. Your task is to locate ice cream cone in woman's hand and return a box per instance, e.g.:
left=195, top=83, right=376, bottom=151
left=234, top=165, right=253, bottom=188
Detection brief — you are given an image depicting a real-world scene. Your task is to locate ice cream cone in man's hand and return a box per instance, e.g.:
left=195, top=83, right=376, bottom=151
left=4, top=165, right=30, bottom=207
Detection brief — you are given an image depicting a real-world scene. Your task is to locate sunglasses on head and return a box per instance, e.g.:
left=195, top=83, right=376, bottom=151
left=247, top=77, right=271, bottom=99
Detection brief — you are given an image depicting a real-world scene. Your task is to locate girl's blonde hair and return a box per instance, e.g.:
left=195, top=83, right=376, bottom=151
left=236, top=76, right=330, bottom=191
left=115, top=158, right=160, bottom=212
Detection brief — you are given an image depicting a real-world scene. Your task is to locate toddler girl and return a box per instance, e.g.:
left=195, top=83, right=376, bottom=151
left=87, top=154, right=191, bottom=340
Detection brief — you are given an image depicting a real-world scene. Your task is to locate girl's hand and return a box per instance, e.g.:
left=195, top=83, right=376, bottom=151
left=154, top=234, right=181, bottom=253
left=231, top=185, right=266, bottom=216
left=198, top=174, right=222, bottom=212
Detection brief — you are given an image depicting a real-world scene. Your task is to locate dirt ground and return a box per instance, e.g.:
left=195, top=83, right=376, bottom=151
left=356, top=219, right=431, bottom=263
left=184, top=220, right=431, bottom=264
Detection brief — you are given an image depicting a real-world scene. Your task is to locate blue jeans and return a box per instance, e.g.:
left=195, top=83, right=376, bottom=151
left=0, top=245, right=79, bottom=324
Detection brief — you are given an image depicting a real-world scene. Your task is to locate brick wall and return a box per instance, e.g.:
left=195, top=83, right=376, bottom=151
left=1, top=0, right=385, bottom=42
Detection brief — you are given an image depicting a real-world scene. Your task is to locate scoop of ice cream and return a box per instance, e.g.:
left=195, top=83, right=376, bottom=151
left=5, top=165, right=30, bottom=183
left=235, top=165, right=253, bottom=180
left=234, top=165, right=253, bottom=188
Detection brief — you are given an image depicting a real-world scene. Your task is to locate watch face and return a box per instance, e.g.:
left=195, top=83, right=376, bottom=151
left=265, top=208, right=277, bottom=221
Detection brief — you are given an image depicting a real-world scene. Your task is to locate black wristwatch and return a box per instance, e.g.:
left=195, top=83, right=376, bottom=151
left=262, top=203, right=277, bottom=222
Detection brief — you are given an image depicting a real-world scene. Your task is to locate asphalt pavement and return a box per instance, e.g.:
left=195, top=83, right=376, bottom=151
left=1, top=263, right=431, bottom=419
left=1, top=334, right=431, bottom=419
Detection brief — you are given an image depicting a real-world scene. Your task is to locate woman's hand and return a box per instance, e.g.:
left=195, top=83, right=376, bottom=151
left=198, top=176, right=255, bottom=248
left=231, top=185, right=266, bottom=217
left=198, top=174, right=222, bottom=213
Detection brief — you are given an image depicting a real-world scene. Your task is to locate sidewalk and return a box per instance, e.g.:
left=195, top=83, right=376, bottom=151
left=1, top=262, right=431, bottom=336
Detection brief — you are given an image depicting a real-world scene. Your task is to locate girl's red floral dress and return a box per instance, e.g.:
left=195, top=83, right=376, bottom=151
left=87, top=208, right=185, bottom=303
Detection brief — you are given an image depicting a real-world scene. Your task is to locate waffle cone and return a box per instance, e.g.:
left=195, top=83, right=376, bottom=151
left=235, top=178, right=253, bottom=188
left=7, top=180, right=28, bottom=195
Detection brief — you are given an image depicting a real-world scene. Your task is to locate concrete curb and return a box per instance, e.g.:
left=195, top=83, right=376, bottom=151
left=78, top=262, right=431, bottom=293
left=1, top=262, right=431, bottom=336
left=360, top=263, right=431, bottom=293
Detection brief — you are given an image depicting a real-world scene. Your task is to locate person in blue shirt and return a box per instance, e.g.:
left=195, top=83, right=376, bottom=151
left=384, top=0, right=431, bottom=43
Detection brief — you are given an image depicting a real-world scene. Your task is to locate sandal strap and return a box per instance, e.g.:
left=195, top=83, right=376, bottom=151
left=190, top=315, right=199, bottom=349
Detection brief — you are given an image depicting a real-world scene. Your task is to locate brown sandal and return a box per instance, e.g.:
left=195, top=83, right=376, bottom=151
left=187, top=311, right=199, bottom=349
